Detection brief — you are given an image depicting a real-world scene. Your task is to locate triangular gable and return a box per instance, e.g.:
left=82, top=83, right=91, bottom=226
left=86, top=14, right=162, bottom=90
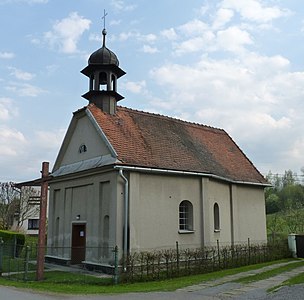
left=52, top=107, right=119, bottom=176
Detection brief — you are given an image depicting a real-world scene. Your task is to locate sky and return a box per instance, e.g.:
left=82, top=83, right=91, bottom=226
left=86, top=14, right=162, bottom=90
left=0, top=0, right=303, bottom=182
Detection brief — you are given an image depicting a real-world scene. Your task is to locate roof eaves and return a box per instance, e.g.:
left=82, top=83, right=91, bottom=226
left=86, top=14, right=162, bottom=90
left=114, top=165, right=271, bottom=187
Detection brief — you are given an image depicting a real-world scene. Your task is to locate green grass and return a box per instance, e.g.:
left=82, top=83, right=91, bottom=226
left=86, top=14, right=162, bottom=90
left=0, top=259, right=296, bottom=295
left=267, top=265, right=304, bottom=293
left=235, top=260, right=304, bottom=284
left=2, top=256, right=37, bottom=273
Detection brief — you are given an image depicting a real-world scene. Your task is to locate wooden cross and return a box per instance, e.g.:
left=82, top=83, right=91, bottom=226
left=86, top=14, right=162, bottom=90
left=102, top=9, right=108, bottom=29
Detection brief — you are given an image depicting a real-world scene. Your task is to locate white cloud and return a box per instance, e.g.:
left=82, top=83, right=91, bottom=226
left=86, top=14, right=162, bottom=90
left=44, top=12, right=91, bottom=54
left=142, top=45, right=159, bottom=54
left=178, top=19, right=209, bottom=36
left=110, top=0, right=136, bottom=12
left=8, top=67, right=35, bottom=81
left=0, top=51, right=14, bottom=59
left=6, top=83, right=46, bottom=97
left=161, top=28, right=178, bottom=41
left=217, top=26, right=253, bottom=53
left=0, top=98, right=18, bottom=121
left=34, top=129, right=65, bottom=150
left=220, top=0, right=290, bottom=23
left=0, top=126, right=26, bottom=157
left=212, top=8, right=234, bottom=29
left=140, top=33, right=157, bottom=43
left=149, top=50, right=304, bottom=173
left=123, top=80, right=146, bottom=94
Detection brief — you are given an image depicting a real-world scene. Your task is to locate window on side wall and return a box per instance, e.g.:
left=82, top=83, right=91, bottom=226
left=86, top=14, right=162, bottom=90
left=214, top=203, right=220, bottom=232
left=28, top=219, right=39, bottom=230
left=179, top=200, right=194, bottom=233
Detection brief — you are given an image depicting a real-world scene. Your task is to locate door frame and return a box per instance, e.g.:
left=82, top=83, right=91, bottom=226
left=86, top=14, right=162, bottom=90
left=71, top=222, right=86, bottom=264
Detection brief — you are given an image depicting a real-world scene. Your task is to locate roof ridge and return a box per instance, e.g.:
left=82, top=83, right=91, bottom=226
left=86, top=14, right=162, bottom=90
left=117, top=105, right=225, bottom=133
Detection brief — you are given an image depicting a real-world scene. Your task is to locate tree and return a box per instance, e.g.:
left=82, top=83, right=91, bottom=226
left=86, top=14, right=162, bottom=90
left=265, top=193, right=281, bottom=214
left=17, top=186, right=40, bottom=229
left=278, top=184, right=304, bottom=210
left=282, top=169, right=296, bottom=188
left=0, top=182, right=40, bottom=231
left=0, top=182, right=19, bottom=229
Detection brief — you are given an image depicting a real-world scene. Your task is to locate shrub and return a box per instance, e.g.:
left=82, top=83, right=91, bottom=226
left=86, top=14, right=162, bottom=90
left=0, top=230, right=25, bottom=257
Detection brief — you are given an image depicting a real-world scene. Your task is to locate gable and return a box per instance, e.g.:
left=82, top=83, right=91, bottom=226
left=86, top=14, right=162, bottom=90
left=52, top=109, right=118, bottom=176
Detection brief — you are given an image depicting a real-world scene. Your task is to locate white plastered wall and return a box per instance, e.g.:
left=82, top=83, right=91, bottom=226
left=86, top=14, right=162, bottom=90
left=128, top=172, right=203, bottom=251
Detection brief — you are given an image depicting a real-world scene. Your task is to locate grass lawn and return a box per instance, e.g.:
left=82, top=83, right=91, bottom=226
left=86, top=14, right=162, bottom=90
left=282, top=271, right=304, bottom=286
left=0, top=259, right=296, bottom=295
left=235, top=259, right=304, bottom=284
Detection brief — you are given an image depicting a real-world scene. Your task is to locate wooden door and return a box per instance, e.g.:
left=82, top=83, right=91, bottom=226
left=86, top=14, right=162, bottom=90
left=71, top=224, right=86, bottom=264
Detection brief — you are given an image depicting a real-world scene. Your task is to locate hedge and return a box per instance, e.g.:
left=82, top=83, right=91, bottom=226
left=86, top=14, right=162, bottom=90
left=0, top=230, right=25, bottom=257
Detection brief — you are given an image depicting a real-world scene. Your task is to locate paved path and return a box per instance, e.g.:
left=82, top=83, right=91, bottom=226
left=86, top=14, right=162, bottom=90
left=1, top=260, right=304, bottom=299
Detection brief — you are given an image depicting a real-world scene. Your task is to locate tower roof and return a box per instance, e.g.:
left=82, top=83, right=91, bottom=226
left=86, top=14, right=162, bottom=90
left=88, top=29, right=119, bottom=66
left=81, top=28, right=125, bottom=78
left=88, top=45, right=119, bottom=66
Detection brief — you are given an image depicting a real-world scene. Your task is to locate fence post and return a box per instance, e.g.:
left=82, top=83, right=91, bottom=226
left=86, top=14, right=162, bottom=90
left=113, top=246, right=119, bottom=285
left=248, top=238, right=251, bottom=265
left=23, top=246, right=30, bottom=281
left=217, top=239, right=220, bottom=269
left=14, top=235, right=17, bottom=258
left=176, top=241, right=180, bottom=276
left=0, top=238, right=3, bottom=275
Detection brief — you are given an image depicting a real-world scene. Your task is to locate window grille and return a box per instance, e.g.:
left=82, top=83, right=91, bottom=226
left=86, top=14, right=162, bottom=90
left=179, top=200, right=193, bottom=231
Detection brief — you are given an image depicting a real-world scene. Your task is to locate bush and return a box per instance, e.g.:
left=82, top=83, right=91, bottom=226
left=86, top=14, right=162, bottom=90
left=0, top=230, right=25, bottom=257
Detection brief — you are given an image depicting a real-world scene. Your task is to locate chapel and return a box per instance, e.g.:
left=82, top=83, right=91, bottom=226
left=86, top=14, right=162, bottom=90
left=46, top=23, right=268, bottom=269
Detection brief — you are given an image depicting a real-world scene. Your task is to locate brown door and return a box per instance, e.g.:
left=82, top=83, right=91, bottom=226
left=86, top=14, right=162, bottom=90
left=71, top=224, right=86, bottom=264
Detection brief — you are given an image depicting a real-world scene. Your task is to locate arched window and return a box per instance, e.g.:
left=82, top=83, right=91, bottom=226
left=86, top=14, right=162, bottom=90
left=214, top=203, right=220, bottom=231
left=179, top=200, right=193, bottom=231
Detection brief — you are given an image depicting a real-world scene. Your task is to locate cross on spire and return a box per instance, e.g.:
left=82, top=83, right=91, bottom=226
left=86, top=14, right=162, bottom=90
left=101, top=9, right=108, bottom=47
left=102, top=9, right=108, bottom=30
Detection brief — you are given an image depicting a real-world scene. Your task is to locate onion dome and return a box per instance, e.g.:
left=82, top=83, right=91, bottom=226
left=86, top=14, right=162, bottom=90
left=88, top=29, right=120, bottom=66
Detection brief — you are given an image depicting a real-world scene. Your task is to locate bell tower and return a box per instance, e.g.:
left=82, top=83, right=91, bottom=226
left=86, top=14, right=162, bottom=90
left=81, top=12, right=126, bottom=114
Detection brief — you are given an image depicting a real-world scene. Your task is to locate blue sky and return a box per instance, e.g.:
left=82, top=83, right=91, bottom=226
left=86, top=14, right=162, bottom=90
left=0, top=0, right=304, bottom=181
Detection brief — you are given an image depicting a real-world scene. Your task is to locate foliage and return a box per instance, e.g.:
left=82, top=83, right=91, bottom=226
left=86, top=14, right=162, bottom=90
left=0, top=182, right=40, bottom=231
left=265, top=169, right=304, bottom=238
left=0, top=182, right=19, bottom=230
left=266, top=170, right=304, bottom=212
left=120, top=241, right=290, bottom=283
left=0, top=230, right=25, bottom=257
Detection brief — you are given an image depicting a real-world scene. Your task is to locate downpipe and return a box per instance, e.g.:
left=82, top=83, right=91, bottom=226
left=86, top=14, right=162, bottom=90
left=119, top=169, right=129, bottom=271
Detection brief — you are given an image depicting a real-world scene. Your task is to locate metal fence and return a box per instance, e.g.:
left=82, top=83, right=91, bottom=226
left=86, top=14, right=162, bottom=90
left=0, top=239, right=291, bottom=284
left=121, top=239, right=291, bottom=282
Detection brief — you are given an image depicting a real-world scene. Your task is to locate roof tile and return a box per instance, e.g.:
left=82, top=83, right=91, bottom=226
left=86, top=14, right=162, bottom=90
left=88, top=104, right=266, bottom=184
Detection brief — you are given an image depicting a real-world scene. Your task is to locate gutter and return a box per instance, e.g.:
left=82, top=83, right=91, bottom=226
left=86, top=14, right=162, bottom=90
left=118, top=168, right=129, bottom=271
left=114, top=165, right=270, bottom=187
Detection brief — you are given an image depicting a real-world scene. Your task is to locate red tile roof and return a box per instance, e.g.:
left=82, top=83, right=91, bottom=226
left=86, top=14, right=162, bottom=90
left=88, top=104, right=267, bottom=184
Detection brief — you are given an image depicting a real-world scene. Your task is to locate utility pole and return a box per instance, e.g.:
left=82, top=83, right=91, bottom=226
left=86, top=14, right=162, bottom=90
left=36, top=162, right=49, bottom=281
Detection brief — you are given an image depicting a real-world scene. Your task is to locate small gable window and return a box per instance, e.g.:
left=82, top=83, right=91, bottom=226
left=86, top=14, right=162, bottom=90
left=214, top=202, right=220, bottom=232
left=179, top=200, right=194, bottom=232
left=79, top=144, right=87, bottom=154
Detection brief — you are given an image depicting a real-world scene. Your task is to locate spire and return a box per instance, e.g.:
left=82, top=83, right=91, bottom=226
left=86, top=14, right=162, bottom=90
left=102, top=9, right=108, bottom=47
left=80, top=10, right=126, bottom=115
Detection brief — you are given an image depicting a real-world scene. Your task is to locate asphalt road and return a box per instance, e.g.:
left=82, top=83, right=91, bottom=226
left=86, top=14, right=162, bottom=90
left=1, top=284, right=304, bottom=300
